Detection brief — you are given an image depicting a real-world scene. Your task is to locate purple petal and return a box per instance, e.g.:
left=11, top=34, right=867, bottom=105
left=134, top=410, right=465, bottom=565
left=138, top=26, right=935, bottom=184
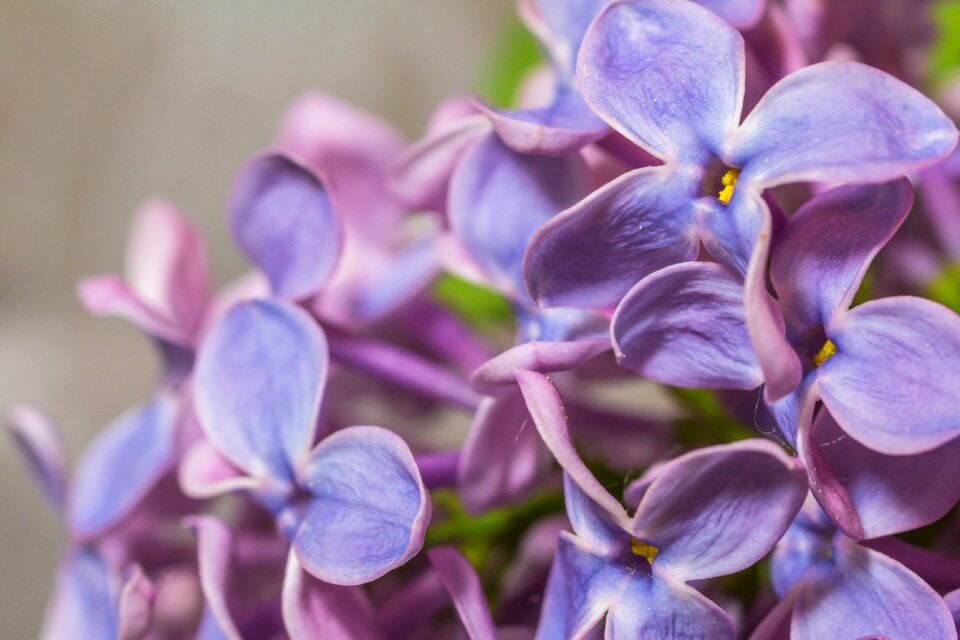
left=457, top=390, right=551, bottom=514
left=632, top=440, right=806, bottom=580
left=4, top=404, right=67, bottom=511
left=69, top=393, right=178, bottom=540
left=729, top=61, right=958, bottom=188
left=481, top=88, right=608, bottom=156
left=194, top=299, right=327, bottom=483
left=809, top=408, right=960, bottom=538
left=117, top=565, right=155, bottom=640
left=605, top=578, right=735, bottom=640
left=945, top=588, right=960, bottom=626
left=535, top=533, right=626, bottom=640
left=282, top=550, right=385, bottom=640
left=125, top=199, right=211, bottom=338
left=470, top=338, right=611, bottom=395
left=697, top=0, right=766, bottom=28
left=523, top=166, right=699, bottom=309
left=449, top=133, right=588, bottom=298
left=178, top=439, right=260, bottom=499
left=613, top=262, right=764, bottom=389
left=771, top=180, right=913, bottom=334
left=819, top=297, right=960, bottom=455
left=76, top=275, right=189, bottom=345
left=294, top=426, right=430, bottom=585
left=229, top=153, right=342, bottom=300
left=41, top=551, right=117, bottom=640
left=531, top=0, right=610, bottom=76
left=515, top=371, right=631, bottom=530
left=428, top=547, right=498, bottom=640
left=186, top=516, right=243, bottom=640
left=577, top=0, right=744, bottom=162
left=793, top=537, right=956, bottom=640
left=563, top=473, right=630, bottom=556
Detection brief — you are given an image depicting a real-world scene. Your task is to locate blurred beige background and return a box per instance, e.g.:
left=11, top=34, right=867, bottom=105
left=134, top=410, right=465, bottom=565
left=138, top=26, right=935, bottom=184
left=0, top=1, right=511, bottom=635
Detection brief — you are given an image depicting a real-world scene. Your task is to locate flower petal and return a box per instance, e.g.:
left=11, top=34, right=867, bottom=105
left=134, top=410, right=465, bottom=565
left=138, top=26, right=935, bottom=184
left=577, top=0, right=744, bottom=162
left=633, top=440, right=806, bottom=580
left=41, top=551, right=118, bottom=640
left=4, top=404, right=67, bottom=511
left=792, top=537, right=956, bottom=640
left=613, top=262, right=764, bottom=389
left=771, top=180, right=913, bottom=334
left=178, top=439, right=260, bottom=499
left=449, top=133, right=588, bottom=298
left=729, top=61, right=958, bottom=188
left=563, top=473, right=631, bottom=556
left=819, top=297, right=960, bottom=455
left=470, top=338, right=611, bottom=395
left=194, top=299, right=327, bottom=483
left=186, top=516, right=243, bottom=640
left=428, top=547, right=498, bottom=640
left=229, top=153, right=342, bottom=300
left=294, top=426, right=430, bottom=585
left=117, top=565, right=155, bottom=640
left=697, top=0, right=766, bottom=28
left=523, top=166, right=699, bottom=309
left=282, top=550, right=384, bottom=640
left=457, top=390, right=551, bottom=514
left=76, top=275, right=189, bottom=345
left=531, top=0, right=610, bottom=77
left=605, top=578, right=735, bottom=640
left=69, top=393, right=178, bottom=540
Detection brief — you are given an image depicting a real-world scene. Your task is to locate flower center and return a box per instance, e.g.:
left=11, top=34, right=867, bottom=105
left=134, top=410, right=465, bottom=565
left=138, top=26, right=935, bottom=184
left=717, top=168, right=740, bottom=205
left=630, top=537, right=660, bottom=565
left=813, top=339, right=837, bottom=367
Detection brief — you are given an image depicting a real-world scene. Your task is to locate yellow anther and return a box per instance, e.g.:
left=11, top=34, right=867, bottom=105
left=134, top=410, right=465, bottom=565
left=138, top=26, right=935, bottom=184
left=718, top=168, right=740, bottom=205
left=813, top=339, right=838, bottom=367
left=630, top=537, right=660, bottom=565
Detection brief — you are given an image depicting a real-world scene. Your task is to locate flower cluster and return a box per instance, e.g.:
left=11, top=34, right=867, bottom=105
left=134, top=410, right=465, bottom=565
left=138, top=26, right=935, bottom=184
left=9, top=0, right=960, bottom=638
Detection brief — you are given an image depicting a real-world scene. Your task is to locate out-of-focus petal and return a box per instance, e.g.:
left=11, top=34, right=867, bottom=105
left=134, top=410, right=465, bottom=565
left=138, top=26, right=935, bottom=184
left=449, top=133, right=588, bottom=298
left=523, top=166, right=699, bottom=309
left=729, top=61, right=958, bottom=188
left=532, top=0, right=610, bottom=76
left=76, top=275, right=190, bottom=345
left=605, top=578, right=735, bottom=639
left=771, top=180, right=913, bottom=333
left=69, top=393, right=178, bottom=540
left=613, top=262, right=764, bottom=389
left=792, top=537, right=956, bottom=640
left=125, top=199, right=211, bottom=338
left=4, top=404, right=67, bottom=511
left=470, top=338, right=611, bottom=395
left=40, top=551, right=117, bottom=640
left=632, top=440, right=806, bottom=581
left=282, top=551, right=384, bottom=640
left=428, top=547, right=498, bottom=640
left=117, top=565, right=155, bottom=640
left=818, top=297, right=960, bottom=455
left=697, top=0, right=765, bottom=28
left=294, top=426, right=430, bottom=585
left=945, top=589, right=960, bottom=626
left=186, top=516, right=243, bottom=640
left=178, top=439, right=260, bottom=499
left=194, top=300, right=327, bottom=483
left=458, top=390, right=550, bottom=514
left=577, top=0, right=744, bottom=162
left=229, top=153, right=342, bottom=300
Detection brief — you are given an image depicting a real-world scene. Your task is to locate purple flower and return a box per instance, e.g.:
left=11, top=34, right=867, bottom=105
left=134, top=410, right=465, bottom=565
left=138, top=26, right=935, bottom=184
left=191, top=298, right=430, bottom=585
left=751, top=498, right=956, bottom=640
left=524, top=0, right=957, bottom=311
left=515, top=371, right=806, bottom=638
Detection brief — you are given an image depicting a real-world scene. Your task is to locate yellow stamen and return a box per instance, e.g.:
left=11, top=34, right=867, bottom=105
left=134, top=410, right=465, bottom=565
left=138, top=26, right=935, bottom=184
left=813, top=339, right=838, bottom=367
left=718, top=168, right=740, bottom=205
left=630, top=537, right=659, bottom=565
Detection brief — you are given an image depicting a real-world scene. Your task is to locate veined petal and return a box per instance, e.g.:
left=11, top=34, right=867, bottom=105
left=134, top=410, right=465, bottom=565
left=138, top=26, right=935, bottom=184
left=282, top=551, right=384, bottom=640
left=771, top=180, right=913, bottom=334
left=577, top=0, right=744, bottom=162
left=449, top=133, right=588, bottom=298
left=229, top=153, right=342, bottom=300
left=194, top=300, right=327, bottom=483
left=605, top=578, right=735, bottom=640
left=428, top=547, right=498, bottom=640
left=819, top=297, right=960, bottom=455
left=4, top=404, right=67, bottom=511
left=295, top=426, right=430, bottom=585
left=730, top=61, right=958, bottom=188
left=632, top=440, right=806, bottom=581
left=523, top=166, right=699, bottom=310
left=792, top=537, right=956, bottom=640
left=69, top=393, right=178, bottom=540
left=613, top=262, right=764, bottom=390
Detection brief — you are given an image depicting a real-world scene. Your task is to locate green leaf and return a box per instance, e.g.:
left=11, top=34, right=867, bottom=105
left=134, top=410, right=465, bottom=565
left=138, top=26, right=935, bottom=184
left=926, top=261, right=960, bottom=313
left=928, top=0, right=960, bottom=88
left=476, top=14, right=543, bottom=107
left=433, top=274, right=515, bottom=332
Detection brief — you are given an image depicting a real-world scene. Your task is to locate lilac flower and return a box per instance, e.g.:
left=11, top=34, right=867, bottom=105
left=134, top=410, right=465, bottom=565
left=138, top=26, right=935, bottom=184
left=524, top=0, right=957, bottom=311
left=190, top=298, right=430, bottom=585
left=751, top=497, right=956, bottom=640
left=515, top=371, right=807, bottom=638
